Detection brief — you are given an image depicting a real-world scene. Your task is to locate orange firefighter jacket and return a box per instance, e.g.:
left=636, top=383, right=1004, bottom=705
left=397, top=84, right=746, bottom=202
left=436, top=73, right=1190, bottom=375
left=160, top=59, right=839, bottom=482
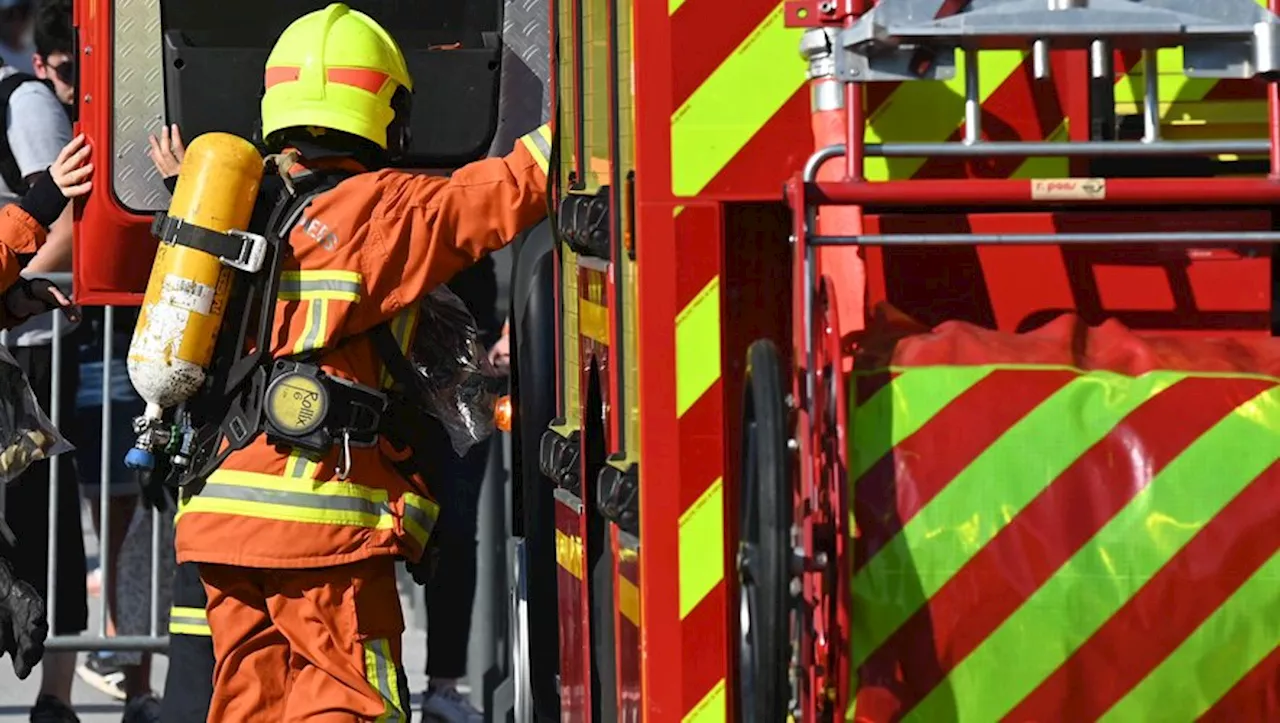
left=0, top=203, right=46, bottom=290
left=175, top=125, right=552, bottom=569
left=0, top=169, right=67, bottom=293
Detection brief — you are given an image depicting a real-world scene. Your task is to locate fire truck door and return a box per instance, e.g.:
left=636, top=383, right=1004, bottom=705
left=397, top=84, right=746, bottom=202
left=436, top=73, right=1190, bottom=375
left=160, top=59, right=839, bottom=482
left=76, top=0, right=504, bottom=303
left=538, top=0, right=640, bottom=718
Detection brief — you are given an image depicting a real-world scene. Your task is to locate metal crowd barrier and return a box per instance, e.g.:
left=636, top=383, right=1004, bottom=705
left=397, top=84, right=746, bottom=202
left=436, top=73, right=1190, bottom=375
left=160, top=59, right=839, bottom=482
left=2, top=270, right=514, bottom=692
left=0, top=272, right=168, bottom=653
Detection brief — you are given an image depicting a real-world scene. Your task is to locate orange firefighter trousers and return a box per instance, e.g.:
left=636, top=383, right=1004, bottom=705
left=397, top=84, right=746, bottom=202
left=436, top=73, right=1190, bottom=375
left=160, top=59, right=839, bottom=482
left=199, top=557, right=409, bottom=722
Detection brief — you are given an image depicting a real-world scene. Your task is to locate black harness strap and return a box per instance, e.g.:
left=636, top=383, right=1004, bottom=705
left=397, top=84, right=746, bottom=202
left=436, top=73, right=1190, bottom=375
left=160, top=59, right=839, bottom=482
left=177, top=167, right=456, bottom=497
left=151, top=214, right=252, bottom=264
left=181, top=172, right=349, bottom=486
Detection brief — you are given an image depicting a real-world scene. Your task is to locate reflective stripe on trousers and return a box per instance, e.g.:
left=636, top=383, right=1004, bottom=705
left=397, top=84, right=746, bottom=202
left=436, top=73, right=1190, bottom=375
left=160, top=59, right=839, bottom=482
left=168, top=605, right=211, bottom=637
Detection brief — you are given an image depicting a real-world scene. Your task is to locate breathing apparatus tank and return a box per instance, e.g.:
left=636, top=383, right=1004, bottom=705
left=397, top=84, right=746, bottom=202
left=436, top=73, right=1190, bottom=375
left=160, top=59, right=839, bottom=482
left=124, top=132, right=266, bottom=473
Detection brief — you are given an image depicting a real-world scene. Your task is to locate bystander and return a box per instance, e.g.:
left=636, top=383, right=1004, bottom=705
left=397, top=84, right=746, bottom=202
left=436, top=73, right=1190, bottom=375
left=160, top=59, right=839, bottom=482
left=0, top=33, right=85, bottom=722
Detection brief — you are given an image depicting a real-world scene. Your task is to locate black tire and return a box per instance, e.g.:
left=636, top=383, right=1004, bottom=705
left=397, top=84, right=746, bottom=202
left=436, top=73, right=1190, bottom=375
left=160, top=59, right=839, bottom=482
left=736, top=339, right=791, bottom=723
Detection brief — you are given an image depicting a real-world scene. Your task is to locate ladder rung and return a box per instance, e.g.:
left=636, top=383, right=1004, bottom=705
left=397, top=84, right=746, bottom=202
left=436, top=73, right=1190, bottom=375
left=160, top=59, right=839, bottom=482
left=810, top=231, right=1280, bottom=246
left=867, top=139, right=1270, bottom=158
left=833, top=0, right=1280, bottom=82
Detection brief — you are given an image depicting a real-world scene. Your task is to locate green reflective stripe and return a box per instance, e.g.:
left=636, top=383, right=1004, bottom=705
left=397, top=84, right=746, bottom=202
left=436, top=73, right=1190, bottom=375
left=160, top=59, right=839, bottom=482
left=402, top=496, right=439, bottom=547
left=524, top=126, right=552, bottom=161
left=297, top=298, right=325, bottom=353
left=853, top=371, right=1181, bottom=668
left=905, top=385, right=1280, bottom=722
left=670, top=5, right=803, bottom=196
left=675, top=276, right=721, bottom=416
left=365, top=639, right=408, bottom=722
left=169, top=605, right=211, bottom=636
left=520, top=132, right=551, bottom=174
left=277, top=277, right=362, bottom=301
left=850, top=367, right=992, bottom=480
left=185, top=471, right=437, bottom=546
left=170, top=606, right=206, bottom=620
left=169, top=616, right=211, bottom=636
left=1113, top=48, right=1218, bottom=110
left=199, top=482, right=395, bottom=521
left=1100, top=549, right=1280, bottom=722
left=170, top=622, right=212, bottom=636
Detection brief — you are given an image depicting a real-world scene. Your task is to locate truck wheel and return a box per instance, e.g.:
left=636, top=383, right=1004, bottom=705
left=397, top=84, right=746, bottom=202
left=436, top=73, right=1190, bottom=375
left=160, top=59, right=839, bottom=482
left=736, top=339, right=792, bottom=723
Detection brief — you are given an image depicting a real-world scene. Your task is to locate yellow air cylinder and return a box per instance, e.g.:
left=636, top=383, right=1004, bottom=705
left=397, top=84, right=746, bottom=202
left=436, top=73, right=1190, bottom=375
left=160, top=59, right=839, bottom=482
left=127, top=132, right=263, bottom=418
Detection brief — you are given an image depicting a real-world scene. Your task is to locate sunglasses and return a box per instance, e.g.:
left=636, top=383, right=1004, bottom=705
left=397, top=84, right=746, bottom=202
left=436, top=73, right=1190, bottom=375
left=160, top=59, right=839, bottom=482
left=46, top=58, right=73, bottom=85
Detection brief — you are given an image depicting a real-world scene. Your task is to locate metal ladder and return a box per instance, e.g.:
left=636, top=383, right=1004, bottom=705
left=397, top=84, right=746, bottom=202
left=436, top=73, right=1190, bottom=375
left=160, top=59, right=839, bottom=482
left=786, top=0, right=1280, bottom=247
left=782, top=4, right=1280, bottom=720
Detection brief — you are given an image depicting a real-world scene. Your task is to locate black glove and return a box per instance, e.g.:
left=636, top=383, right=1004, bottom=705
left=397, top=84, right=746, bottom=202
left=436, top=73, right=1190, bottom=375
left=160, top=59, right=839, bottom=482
left=406, top=542, right=440, bottom=586
left=0, top=556, right=47, bottom=680
left=2, top=278, right=79, bottom=326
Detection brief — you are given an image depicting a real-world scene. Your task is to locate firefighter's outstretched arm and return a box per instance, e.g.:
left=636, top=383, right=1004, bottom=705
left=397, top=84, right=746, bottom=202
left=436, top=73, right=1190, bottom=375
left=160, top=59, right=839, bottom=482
left=363, top=124, right=552, bottom=312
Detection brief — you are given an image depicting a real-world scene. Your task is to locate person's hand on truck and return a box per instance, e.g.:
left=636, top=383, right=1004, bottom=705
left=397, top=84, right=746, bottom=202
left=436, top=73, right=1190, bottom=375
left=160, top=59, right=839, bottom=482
left=147, top=123, right=186, bottom=179
left=487, top=319, right=511, bottom=375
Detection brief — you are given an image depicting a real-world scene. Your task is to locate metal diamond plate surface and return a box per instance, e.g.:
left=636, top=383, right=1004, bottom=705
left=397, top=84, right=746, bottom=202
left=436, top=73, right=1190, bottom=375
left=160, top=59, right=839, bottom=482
left=113, top=0, right=169, bottom=212
left=489, top=0, right=551, bottom=156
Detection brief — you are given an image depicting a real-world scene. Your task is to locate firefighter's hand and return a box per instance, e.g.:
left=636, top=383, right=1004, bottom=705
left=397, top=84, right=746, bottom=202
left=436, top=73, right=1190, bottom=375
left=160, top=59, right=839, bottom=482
left=0, top=557, right=48, bottom=680
left=487, top=323, right=511, bottom=375
left=406, top=547, right=438, bottom=586
left=147, top=124, right=185, bottom=179
left=50, top=134, right=93, bottom=199
left=3, top=278, right=80, bottom=326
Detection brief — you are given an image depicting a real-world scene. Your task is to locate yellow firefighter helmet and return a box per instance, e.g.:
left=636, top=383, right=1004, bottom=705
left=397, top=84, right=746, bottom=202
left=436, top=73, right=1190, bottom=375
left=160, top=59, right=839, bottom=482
left=260, top=3, right=412, bottom=150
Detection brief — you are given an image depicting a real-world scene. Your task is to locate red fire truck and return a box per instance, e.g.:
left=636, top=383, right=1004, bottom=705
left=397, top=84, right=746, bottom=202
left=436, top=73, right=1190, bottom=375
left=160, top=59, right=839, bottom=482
left=516, top=0, right=1280, bottom=721
left=74, top=0, right=1280, bottom=721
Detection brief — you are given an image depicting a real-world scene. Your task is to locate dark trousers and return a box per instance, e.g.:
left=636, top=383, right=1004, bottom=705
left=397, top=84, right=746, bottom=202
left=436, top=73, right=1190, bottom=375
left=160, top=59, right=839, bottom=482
left=423, top=435, right=492, bottom=679
left=160, top=561, right=214, bottom=723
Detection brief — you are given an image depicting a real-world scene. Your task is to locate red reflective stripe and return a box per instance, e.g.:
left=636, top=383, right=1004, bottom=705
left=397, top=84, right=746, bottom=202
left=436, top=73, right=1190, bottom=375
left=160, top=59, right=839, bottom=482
left=265, top=66, right=300, bottom=88
left=853, top=370, right=1074, bottom=574
left=1198, top=644, right=1280, bottom=722
left=856, top=376, right=1274, bottom=721
left=326, top=68, right=389, bottom=93
left=677, top=381, right=724, bottom=511
left=1007, top=452, right=1280, bottom=721
left=680, top=582, right=728, bottom=716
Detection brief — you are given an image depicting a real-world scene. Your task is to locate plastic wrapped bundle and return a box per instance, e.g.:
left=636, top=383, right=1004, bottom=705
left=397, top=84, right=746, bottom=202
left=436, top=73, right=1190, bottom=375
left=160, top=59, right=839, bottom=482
left=410, top=286, right=506, bottom=457
left=0, top=345, right=70, bottom=485
left=0, top=345, right=72, bottom=544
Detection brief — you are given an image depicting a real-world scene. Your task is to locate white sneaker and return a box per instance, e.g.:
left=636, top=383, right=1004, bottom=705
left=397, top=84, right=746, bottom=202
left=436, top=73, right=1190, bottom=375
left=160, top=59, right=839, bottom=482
left=421, top=687, right=483, bottom=723
left=75, top=652, right=127, bottom=701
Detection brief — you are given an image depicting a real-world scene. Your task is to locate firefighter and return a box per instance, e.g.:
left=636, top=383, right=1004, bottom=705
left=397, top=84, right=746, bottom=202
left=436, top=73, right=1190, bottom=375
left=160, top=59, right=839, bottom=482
left=0, top=132, right=91, bottom=683
left=166, top=4, right=551, bottom=720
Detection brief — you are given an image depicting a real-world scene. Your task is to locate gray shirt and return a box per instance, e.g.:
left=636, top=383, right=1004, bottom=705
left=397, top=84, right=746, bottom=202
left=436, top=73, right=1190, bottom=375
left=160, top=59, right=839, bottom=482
left=0, top=65, right=76, bottom=346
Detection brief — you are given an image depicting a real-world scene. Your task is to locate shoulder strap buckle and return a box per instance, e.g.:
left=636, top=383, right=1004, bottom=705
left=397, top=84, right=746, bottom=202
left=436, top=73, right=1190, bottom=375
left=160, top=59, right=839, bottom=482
left=151, top=213, right=269, bottom=273
left=221, top=229, right=269, bottom=273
